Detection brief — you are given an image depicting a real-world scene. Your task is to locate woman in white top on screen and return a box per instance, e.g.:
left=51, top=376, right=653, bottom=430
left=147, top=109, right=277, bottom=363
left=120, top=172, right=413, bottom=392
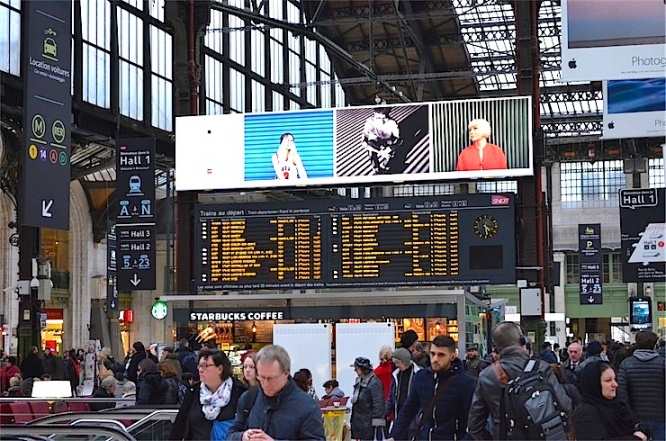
left=272, top=132, right=308, bottom=180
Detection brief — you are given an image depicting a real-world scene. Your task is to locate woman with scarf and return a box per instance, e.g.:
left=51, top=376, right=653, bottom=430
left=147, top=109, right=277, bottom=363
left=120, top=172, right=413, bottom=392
left=170, top=348, right=247, bottom=440
left=572, top=361, right=648, bottom=441
left=350, top=357, right=386, bottom=441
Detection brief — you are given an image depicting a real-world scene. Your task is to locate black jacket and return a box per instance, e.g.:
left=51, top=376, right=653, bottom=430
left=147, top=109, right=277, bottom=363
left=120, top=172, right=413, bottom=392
left=468, top=347, right=572, bottom=440
left=126, top=351, right=146, bottom=383
left=351, top=372, right=386, bottom=440
left=91, top=386, right=116, bottom=411
left=617, top=349, right=665, bottom=423
left=20, top=353, right=44, bottom=379
left=161, top=377, right=180, bottom=405
left=227, top=378, right=325, bottom=441
left=572, top=403, right=642, bottom=441
left=136, top=370, right=163, bottom=405
left=390, top=358, right=476, bottom=441
left=170, top=378, right=247, bottom=441
left=42, top=354, right=57, bottom=376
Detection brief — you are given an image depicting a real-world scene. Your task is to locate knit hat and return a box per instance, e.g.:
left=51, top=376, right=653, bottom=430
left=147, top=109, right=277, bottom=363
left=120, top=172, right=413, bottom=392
left=586, top=340, right=602, bottom=356
left=400, top=330, right=419, bottom=349
left=392, top=348, right=412, bottom=365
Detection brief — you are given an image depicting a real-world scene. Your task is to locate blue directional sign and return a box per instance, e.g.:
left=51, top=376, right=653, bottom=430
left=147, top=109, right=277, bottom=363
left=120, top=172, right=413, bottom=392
left=21, top=1, right=72, bottom=230
left=579, top=223, right=602, bottom=305
left=116, top=138, right=156, bottom=291
left=116, top=224, right=156, bottom=291
left=116, top=138, right=155, bottom=224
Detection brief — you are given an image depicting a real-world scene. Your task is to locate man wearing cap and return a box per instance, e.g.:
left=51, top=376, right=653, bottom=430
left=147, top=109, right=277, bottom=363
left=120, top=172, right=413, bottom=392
left=401, top=330, right=431, bottom=368
left=91, top=376, right=117, bottom=411
left=464, top=346, right=482, bottom=379
left=385, top=347, right=422, bottom=439
left=387, top=335, right=476, bottom=441
left=350, top=356, right=386, bottom=441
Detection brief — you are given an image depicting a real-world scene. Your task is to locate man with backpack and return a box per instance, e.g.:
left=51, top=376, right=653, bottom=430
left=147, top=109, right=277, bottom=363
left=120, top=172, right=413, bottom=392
left=468, top=322, right=572, bottom=440
left=176, top=338, right=198, bottom=378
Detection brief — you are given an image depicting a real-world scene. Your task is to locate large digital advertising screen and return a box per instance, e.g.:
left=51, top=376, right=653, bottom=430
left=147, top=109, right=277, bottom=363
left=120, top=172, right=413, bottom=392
left=561, top=0, right=666, bottom=81
left=175, top=97, right=533, bottom=191
left=195, top=193, right=516, bottom=291
left=602, top=78, right=666, bottom=139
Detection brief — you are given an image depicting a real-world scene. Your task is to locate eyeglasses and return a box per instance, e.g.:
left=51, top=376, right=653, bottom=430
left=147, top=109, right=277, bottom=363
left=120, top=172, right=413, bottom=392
left=198, top=363, right=217, bottom=370
left=257, top=373, right=285, bottom=383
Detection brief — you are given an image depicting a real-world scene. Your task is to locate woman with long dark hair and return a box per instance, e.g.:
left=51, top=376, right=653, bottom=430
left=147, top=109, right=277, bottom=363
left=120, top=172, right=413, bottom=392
left=572, top=361, right=648, bottom=440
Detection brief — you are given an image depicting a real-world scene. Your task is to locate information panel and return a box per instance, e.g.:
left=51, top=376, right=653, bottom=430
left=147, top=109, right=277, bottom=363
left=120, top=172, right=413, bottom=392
left=21, top=0, right=72, bottom=230
left=196, top=194, right=515, bottom=291
left=578, top=224, right=603, bottom=305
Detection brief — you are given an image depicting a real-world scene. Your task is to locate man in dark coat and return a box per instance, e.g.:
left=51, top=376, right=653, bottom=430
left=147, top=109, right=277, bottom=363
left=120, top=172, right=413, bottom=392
left=560, top=341, right=583, bottom=386
left=468, top=322, right=572, bottom=440
left=539, top=341, right=558, bottom=364
left=617, top=330, right=665, bottom=441
left=227, top=345, right=325, bottom=440
left=42, top=348, right=57, bottom=378
left=387, top=335, right=476, bottom=441
left=175, top=338, right=198, bottom=378
left=20, top=346, right=44, bottom=379
left=91, top=376, right=117, bottom=411
left=126, top=341, right=147, bottom=383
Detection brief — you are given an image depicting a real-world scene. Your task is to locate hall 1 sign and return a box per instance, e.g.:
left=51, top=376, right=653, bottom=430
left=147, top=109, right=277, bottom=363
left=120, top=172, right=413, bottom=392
left=20, top=1, right=72, bottom=230
left=579, top=224, right=602, bottom=305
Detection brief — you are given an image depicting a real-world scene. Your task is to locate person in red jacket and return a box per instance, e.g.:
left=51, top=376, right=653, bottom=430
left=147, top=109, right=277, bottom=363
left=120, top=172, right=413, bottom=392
left=0, top=356, right=21, bottom=393
left=374, top=345, right=394, bottom=403
left=455, top=118, right=507, bottom=171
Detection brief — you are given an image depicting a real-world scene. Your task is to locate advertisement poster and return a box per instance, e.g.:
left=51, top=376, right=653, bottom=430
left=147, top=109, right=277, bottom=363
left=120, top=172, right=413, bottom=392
left=619, top=188, right=666, bottom=282
left=602, top=79, right=666, bottom=139
left=561, top=0, right=666, bottom=81
left=175, top=96, right=533, bottom=191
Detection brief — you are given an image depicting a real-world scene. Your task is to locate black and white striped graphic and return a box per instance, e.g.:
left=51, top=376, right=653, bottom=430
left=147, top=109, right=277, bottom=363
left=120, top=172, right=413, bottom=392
left=335, top=105, right=430, bottom=177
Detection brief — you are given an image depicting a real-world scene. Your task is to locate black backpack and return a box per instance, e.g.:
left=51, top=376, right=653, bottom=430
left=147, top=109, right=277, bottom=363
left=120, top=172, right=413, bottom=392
left=495, top=359, right=568, bottom=440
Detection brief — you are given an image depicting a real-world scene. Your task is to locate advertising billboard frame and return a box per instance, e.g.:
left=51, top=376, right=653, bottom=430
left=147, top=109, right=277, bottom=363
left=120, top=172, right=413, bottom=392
left=175, top=96, right=533, bottom=191
left=560, top=0, right=666, bottom=81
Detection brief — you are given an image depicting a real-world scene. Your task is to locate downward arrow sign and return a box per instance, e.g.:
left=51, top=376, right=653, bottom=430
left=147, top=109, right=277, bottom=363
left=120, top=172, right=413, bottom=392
left=130, top=273, right=141, bottom=287
left=588, top=296, right=595, bottom=303
left=42, top=200, right=53, bottom=218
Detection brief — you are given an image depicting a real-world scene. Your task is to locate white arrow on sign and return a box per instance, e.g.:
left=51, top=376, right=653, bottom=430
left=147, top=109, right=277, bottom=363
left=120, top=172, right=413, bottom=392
left=42, top=200, right=53, bottom=218
left=130, top=273, right=141, bottom=287
left=588, top=296, right=595, bottom=303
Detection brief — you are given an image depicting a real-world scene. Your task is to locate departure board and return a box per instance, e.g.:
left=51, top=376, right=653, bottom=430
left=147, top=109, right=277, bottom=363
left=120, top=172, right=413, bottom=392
left=196, top=194, right=515, bottom=291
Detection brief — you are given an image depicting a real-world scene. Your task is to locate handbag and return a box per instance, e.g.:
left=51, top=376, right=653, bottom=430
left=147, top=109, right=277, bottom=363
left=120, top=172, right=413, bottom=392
left=411, top=374, right=456, bottom=441
left=211, top=419, right=234, bottom=441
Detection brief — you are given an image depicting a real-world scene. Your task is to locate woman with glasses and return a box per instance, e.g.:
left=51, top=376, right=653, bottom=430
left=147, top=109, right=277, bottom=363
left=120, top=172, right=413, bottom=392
left=170, top=348, right=248, bottom=441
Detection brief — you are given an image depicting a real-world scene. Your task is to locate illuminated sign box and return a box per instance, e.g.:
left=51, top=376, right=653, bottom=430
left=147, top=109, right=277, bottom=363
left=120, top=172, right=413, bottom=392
left=602, top=78, right=666, bottom=139
left=175, top=97, right=532, bottom=191
left=561, top=0, right=666, bottom=81
left=195, top=193, right=516, bottom=291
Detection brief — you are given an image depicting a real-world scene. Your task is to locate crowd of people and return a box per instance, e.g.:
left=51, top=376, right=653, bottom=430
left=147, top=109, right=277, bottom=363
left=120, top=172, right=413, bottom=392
left=1, top=327, right=664, bottom=441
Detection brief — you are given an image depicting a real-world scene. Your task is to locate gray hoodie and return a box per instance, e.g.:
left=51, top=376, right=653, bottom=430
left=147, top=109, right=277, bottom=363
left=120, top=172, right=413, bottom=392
left=617, top=349, right=665, bottom=422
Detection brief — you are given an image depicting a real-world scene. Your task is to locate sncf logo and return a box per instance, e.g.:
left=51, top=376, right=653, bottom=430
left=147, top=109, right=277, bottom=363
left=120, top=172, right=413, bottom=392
left=491, top=195, right=510, bottom=205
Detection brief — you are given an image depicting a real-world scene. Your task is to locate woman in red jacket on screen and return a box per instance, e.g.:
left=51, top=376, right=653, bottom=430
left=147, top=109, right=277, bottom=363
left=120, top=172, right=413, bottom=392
left=455, top=118, right=507, bottom=171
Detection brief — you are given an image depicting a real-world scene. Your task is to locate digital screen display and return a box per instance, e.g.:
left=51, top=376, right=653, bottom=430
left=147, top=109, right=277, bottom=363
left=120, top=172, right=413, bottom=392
left=176, top=97, right=533, bottom=191
left=195, top=194, right=516, bottom=291
left=629, top=297, right=652, bottom=328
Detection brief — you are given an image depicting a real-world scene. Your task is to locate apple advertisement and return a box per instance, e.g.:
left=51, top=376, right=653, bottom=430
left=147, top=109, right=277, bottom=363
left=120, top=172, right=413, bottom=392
left=561, top=0, right=666, bottom=81
left=602, top=78, right=666, bottom=139
left=175, top=96, right=533, bottom=191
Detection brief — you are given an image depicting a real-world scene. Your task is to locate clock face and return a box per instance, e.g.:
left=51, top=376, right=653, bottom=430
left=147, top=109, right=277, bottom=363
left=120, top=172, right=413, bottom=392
left=151, top=302, right=168, bottom=320
left=473, top=214, right=499, bottom=239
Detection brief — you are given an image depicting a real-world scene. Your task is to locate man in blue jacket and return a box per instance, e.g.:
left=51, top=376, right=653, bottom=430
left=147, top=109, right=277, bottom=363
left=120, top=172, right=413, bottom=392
left=227, top=345, right=325, bottom=441
left=386, top=335, right=476, bottom=441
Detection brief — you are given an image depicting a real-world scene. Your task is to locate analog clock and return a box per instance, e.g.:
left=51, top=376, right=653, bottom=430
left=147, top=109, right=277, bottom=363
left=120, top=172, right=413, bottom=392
left=151, top=301, right=168, bottom=320
left=473, top=214, right=499, bottom=239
